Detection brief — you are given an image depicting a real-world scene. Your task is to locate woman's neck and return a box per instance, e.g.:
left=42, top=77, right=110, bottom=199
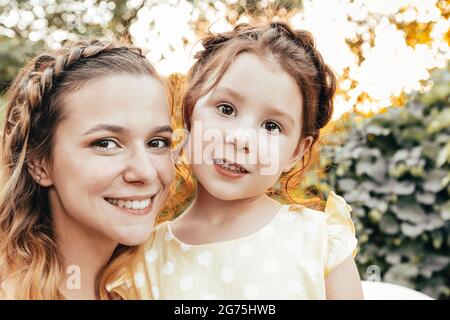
left=51, top=195, right=117, bottom=300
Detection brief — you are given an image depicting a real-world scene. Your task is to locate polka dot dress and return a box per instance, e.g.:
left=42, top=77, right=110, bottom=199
left=107, top=191, right=358, bottom=299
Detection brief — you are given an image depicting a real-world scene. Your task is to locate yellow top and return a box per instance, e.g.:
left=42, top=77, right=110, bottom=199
left=106, top=191, right=358, bottom=300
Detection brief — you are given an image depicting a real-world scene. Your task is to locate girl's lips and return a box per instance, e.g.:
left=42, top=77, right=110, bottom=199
left=213, top=163, right=249, bottom=179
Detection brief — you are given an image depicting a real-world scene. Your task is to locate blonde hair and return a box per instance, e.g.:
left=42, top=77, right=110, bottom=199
left=0, top=39, right=163, bottom=299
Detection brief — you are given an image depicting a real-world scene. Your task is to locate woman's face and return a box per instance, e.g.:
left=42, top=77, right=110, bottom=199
left=44, top=74, right=174, bottom=246
left=186, top=53, right=313, bottom=201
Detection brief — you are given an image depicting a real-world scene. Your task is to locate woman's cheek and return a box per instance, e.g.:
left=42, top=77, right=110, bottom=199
left=157, top=157, right=175, bottom=190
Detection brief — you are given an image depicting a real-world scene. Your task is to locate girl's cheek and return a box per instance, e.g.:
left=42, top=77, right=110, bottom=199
left=257, top=134, right=277, bottom=161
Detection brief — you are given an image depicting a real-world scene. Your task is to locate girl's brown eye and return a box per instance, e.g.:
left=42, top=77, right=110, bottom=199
left=263, top=121, right=281, bottom=132
left=217, top=103, right=236, bottom=116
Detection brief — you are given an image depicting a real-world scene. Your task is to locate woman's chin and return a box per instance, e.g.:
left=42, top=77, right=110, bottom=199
left=112, top=225, right=154, bottom=246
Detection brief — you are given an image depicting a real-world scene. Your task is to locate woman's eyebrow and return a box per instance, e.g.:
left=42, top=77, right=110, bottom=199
left=82, top=124, right=173, bottom=135
left=152, top=125, right=173, bottom=134
left=83, top=124, right=127, bottom=135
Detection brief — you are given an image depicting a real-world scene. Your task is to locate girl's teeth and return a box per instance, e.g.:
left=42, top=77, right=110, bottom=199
left=215, top=160, right=247, bottom=173
left=118, top=200, right=125, bottom=207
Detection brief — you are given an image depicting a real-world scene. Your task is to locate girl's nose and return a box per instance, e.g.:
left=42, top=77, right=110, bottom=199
left=123, top=146, right=158, bottom=185
left=225, top=128, right=255, bottom=153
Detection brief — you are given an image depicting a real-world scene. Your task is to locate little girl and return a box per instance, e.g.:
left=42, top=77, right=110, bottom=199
left=108, top=22, right=363, bottom=299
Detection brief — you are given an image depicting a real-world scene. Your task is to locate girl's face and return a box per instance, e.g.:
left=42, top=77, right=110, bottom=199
left=187, top=53, right=313, bottom=200
left=42, top=75, right=174, bottom=245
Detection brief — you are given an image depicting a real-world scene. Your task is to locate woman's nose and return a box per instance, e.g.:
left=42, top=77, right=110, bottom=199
left=122, top=146, right=158, bottom=185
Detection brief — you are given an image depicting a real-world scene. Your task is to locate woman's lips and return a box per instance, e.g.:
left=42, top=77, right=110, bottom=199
left=104, top=195, right=156, bottom=216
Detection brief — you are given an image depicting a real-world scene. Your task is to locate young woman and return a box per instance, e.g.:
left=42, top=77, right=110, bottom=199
left=0, top=40, right=180, bottom=299
left=111, top=22, right=363, bottom=300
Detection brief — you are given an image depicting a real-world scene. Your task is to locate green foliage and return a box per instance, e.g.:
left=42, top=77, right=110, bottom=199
left=320, top=65, right=450, bottom=299
left=0, top=0, right=146, bottom=92
left=0, top=35, right=47, bottom=93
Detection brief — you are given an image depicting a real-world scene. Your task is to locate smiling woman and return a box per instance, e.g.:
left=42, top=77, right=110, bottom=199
left=0, top=40, right=177, bottom=299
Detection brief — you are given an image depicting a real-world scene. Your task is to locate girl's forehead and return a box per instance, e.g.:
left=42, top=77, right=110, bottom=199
left=200, top=53, right=302, bottom=118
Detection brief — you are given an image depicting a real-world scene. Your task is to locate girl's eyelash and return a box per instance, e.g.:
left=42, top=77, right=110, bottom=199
left=216, top=102, right=237, bottom=116
left=262, top=120, right=283, bottom=133
left=214, top=102, right=284, bottom=133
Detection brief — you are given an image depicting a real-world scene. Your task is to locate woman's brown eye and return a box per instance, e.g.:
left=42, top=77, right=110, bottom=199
left=92, top=139, right=118, bottom=149
left=217, top=104, right=236, bottom=116
left=147, top=138, right=170, bottom=149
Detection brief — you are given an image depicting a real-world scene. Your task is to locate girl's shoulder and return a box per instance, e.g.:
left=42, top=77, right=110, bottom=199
left=280, top=190, right=354, bottom=225
left=279, top=191, right=358, bottom=276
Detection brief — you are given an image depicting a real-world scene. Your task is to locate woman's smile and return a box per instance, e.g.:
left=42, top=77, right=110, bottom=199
left=104, top=193, right=157, bottom=216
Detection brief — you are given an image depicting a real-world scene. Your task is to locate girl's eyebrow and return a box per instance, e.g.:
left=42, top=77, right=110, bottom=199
left=83, top=124, right=173, bottom=135
left=210, top=86, right=245, bottom=104
left=265, top=109, right=296, bottom=126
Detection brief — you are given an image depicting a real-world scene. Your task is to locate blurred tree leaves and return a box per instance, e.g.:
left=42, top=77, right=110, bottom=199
left=319, top=64, right=450, bottom=299
left=0, top=0, right=147, bottom=93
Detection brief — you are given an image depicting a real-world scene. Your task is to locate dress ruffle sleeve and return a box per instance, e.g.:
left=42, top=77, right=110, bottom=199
left=324, top=191, right=358, bottom=277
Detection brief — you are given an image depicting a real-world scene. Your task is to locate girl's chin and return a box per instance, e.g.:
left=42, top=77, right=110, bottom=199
left=205, top=186, right=250, bottom=201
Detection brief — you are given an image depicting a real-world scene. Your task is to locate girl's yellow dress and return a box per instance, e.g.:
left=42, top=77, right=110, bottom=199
left=107, top=191, right=358, bottom=299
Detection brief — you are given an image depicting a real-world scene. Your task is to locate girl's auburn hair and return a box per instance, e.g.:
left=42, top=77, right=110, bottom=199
left=177, top=21, right=337, bottom=210
left=0, top=39, right=171, bottom=299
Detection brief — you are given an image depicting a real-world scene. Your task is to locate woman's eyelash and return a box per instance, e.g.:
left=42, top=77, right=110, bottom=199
left=91, top=139, right=119, bottom=150
left=90, top=137, right=172, bottom=152
left=147, top=137, right=171, bottom=149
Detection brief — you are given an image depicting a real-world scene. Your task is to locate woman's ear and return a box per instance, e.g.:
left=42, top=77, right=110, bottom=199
left=283, top=136, right=314, bottom=173
left=27, top=157, right=53, bottom=187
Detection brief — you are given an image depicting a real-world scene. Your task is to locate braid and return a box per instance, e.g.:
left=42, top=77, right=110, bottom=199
left=5, top=40, right=146, bottom=143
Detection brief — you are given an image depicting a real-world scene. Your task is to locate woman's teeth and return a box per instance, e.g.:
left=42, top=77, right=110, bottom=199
left=106, top=198, right=151, bottom=210
left=214, top=159, right=248, bottom=173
